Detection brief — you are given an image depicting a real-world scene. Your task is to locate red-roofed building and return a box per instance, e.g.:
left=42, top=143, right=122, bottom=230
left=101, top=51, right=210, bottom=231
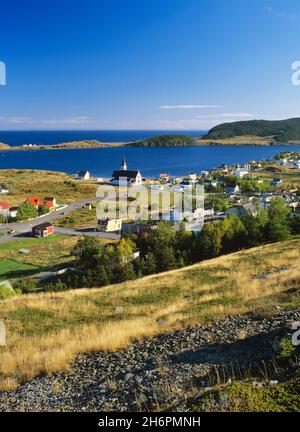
left=26, top=196, right=43, bottom=208
left=43, top=197, right=56, bottom=210
left=0, top=201, right=9, bottom=217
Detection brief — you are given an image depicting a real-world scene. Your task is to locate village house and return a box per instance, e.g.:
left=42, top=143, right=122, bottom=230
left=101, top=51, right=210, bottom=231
left=225, top=185, right=240, bottom=195
left=0, top=201, right=9, bottom=217
left=270, top=178, right=283, bottom=187
left=159, top=173, right=170, bottom=182
left=111, top=157, right=142, bottom=187
left=225, top=203, right=257, bottom=218
left=77, top=170, right=90, bottom=180
left=44, top=197, right=57, bottom=211
left=26, top=195, right=43, bottom=208
left=0, top=186, right=9, bottom=195
left=234, top=165, right=249, bottom=178
left=9, top=207, right=18, bottom=218
left=97, top=218, right=122, bottom=233
left=32, top=222, right=54, bottom=238
left=180, top=178, right=195, bottom=190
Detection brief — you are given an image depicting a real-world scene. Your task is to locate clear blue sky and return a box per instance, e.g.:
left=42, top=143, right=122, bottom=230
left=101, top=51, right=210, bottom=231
left=0, top=0, right=300, bottom=130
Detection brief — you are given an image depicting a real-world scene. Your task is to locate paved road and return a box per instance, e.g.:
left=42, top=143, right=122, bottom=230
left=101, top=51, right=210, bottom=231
left=0, top=196, right=120, bottom=243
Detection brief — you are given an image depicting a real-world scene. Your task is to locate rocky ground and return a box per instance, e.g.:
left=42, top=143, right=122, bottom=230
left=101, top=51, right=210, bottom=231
left=0, top=307, right=299, bottom=412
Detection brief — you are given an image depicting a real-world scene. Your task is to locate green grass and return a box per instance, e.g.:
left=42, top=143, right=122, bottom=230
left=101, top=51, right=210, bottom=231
left=0, top=234, right=67, bottom=251
left=54, top=206, right=97, bottom=228
left=0, top=259, right=39, bottom=281
left=193, top=379, right=300, bottom=412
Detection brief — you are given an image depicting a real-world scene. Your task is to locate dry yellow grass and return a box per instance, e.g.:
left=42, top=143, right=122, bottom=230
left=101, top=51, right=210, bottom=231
left=0, top=237, right=300, bottom=391
left=0, top=169, right=98, bottom=206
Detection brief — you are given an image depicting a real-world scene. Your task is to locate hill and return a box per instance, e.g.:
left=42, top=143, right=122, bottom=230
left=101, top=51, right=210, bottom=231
left=0, top=237, right=299, bottom=392
left=205, top=117, right=300, bottom=142
left=0, top=169, right=98, bottom=206
left=130, top=134, right=195, bottom=147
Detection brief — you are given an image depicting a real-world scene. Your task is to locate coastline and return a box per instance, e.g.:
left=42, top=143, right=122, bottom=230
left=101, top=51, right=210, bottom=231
left=1, top=139, right=300, bottom=151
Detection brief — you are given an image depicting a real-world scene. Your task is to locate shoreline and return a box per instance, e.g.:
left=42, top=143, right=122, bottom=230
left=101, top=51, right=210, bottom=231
left=1, top=141, right=300, bottom=151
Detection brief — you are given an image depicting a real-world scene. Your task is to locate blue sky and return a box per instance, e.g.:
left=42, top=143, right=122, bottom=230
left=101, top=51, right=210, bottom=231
left=0, top=0, right=300, bottom=130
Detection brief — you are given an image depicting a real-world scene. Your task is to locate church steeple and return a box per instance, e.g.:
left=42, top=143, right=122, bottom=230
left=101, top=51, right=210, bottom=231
left=121, top=156, right=127, bottom=171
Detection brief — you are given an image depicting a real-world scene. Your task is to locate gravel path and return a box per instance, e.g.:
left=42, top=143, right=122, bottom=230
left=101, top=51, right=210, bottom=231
left=0, top=307, right=299, bottom=412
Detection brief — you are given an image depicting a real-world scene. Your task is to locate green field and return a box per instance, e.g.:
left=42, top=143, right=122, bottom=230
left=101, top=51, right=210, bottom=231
left=0, top=260, right=39, bottom=281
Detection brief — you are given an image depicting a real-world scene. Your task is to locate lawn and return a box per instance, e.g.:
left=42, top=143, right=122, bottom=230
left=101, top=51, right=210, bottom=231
left=0, top=260, right=39, bottom=281
left=0, top=236, right=299, bottom=391
left=0, top=235, right=78, bottom=282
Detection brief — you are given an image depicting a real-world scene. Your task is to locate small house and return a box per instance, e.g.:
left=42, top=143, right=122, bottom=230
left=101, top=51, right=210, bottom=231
left=44, top=197, right=56, bottom=210
left=9, top=207, right=19, bottom=218
left=26, top=196, right=43, bottom=208
left=32, top=222, right=54, bottom=238
left=0, top=201, right=9, bottom=217
left=271, top=178, right=282, bottom=187
left=225, top=204, right=257, bottom=218
left=78, top=170, right=90, bottom=181
left=0, top=187, right=9, bottom=195
left=97, top=218, right=122, bottom=233
left=225, top=185, right=240, bottom=195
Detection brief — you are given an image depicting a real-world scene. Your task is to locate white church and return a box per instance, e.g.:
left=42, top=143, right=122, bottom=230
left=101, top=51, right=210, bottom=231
left=111, top=157, right=143, bottom=187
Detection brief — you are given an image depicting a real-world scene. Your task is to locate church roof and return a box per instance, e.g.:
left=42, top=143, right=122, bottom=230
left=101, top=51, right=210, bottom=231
left=112, top=170, right=139, bottom=179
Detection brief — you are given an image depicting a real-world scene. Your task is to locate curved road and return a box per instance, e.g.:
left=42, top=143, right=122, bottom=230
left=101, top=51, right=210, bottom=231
left=0, top=197, right=120, bottom=243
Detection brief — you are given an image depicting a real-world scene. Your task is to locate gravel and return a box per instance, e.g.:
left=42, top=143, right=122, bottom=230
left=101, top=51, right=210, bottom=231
left=0, top=307, right=299, bottom=412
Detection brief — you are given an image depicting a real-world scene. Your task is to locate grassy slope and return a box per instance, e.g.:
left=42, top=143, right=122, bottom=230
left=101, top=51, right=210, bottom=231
left=0, top=235, right=78, bottom=282
left=196, top=135, right=277, bottom=145
left=0, top=237, right=299, bottom=391
left=0, top=169, right=98, bottom=206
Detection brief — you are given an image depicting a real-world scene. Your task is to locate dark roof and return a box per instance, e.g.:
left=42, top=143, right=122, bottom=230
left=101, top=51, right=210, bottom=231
left=78, top=170, right=89, bottom=176
left=112, top=170, right=139, bottom=179
left=32, top=222, right=53, bottom=230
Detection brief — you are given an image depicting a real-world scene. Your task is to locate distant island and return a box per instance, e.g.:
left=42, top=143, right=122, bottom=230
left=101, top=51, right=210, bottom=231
left=2, top=118, right=300, bottom=150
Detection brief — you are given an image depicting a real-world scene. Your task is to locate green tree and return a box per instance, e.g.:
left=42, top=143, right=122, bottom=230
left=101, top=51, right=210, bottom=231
left=16, top=202, right=38, bottom=220
left=266, top=197, right=291, bottom=242
left=38, top=204, right=50, bottom=215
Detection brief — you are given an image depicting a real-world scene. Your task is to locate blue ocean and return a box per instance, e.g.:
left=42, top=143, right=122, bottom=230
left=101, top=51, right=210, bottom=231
left=0, top=130, right=298, bottom=177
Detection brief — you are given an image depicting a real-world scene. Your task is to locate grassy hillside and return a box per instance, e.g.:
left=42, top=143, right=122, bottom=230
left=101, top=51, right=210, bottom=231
left=131, top=135, right=195, bottom=147
left=205, top=118, right=300, bottom=142
left=0, top=169, right=98, bottom=206
left=0, top=237, right=299, bottom=391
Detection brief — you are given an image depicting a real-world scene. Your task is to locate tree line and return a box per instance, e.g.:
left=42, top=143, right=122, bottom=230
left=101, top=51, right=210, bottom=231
left=43, top=197, right=300, bottom=292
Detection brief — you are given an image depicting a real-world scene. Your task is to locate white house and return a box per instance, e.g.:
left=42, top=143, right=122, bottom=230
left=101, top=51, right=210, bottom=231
left=77, top=170, right=90, bottom=180
left=225, top=185, right=240, bottom=195
left=0, top=187, right=9, bottom=195
left=234, top=167, right=249, bottom=178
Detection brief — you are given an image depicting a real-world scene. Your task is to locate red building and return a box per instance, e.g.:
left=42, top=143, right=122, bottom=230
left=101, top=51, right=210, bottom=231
left=32, top=222, right=54, bottom=237
left=26, top=196, right=43, bottom=208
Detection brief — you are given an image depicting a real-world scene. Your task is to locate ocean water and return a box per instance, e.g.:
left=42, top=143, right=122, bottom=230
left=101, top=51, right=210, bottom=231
left=0, top=143, right=298, bottom=178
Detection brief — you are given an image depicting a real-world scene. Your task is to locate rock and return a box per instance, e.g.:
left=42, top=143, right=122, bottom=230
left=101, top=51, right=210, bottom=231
left=114, top=306, right=124, bottom=314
